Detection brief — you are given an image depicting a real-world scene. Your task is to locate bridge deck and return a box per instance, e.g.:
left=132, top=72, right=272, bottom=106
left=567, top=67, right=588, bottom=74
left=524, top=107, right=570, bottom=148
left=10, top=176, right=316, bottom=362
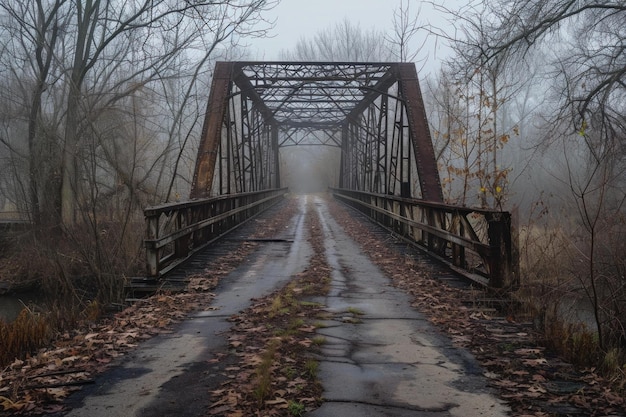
left=64, top=194, right=512, bottom=416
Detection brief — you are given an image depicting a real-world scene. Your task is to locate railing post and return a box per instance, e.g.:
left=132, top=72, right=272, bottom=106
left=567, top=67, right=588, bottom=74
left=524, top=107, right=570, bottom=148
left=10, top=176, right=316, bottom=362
left=426, top=207, right=435, bottom=251
left=487, top=212, right=515, bottom=289
left=451, top=212, right=465, bottom=269
left=145, top=213, right=159, bottom=277
left=175, top=209, right=190, bottom=259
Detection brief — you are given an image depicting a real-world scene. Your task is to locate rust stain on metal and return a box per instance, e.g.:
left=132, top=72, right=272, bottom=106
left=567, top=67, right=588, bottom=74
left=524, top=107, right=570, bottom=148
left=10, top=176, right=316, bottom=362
left=396, top=63, right=443, bottom=203
left=190, top=62, right=233, bottom=199
left=191, top=62, right=442, bottom=202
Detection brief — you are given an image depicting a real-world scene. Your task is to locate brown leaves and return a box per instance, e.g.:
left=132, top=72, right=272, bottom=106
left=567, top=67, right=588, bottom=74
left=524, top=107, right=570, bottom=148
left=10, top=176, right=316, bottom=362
left=207, top=201, right=327, bottom=416
left=208, top=389, right=243, bottom=415
left=0, top=281, right=220, bottom=416
left=327, top=197, right=626, bottom=417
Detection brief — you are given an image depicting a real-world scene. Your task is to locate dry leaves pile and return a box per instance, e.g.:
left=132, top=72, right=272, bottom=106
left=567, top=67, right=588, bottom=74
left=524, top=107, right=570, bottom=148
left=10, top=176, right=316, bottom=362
left=0, top=198, right=299, bottom=416
left=327, top=197, right=626, bottom=417
left=207, top=201, right=329, bottom=417
left=0, top=286, right=215, bottom=415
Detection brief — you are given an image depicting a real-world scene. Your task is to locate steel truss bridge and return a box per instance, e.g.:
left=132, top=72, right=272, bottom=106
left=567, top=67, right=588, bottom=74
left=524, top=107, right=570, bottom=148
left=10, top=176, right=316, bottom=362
left=144, top=62, right=518, bottom=289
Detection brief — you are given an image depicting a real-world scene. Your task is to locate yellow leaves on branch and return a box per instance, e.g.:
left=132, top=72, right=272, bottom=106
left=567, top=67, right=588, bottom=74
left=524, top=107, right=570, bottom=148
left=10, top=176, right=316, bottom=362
left=480, top=182, right=505, bottom=195
left=578, top=119, right=588, bottom=136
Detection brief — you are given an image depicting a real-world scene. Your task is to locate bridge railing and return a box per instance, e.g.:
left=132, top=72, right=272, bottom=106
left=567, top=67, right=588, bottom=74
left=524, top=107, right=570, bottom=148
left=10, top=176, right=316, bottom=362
left=144, top=188, right=287, bottom=277
left=330, top=188, right=518, bottom=289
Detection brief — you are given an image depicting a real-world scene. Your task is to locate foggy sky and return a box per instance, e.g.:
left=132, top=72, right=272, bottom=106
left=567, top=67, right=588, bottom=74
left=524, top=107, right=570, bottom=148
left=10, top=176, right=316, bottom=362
left=246, top=0, right=460, bottom=75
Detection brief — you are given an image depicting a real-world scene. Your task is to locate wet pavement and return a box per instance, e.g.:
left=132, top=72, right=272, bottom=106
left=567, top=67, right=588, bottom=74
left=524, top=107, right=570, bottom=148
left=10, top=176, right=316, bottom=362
left=305, top=195, right=509, bottom=416
left=61, top=195, right=509, bottom=416
left=64, top=197, right=312, bottom=417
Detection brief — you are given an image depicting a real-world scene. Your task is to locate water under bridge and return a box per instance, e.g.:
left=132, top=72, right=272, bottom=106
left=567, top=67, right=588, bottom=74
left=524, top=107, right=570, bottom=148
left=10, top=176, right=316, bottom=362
left=141, top=61, right=518, bottom=292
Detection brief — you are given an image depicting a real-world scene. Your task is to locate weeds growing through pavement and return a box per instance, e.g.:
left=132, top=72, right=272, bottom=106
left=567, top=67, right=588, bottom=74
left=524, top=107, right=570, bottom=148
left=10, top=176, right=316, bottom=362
left=252, top=339, right=281, bottom=406
left=347, top=306, right=364, bottom=316
left=303, top=359, right=319, bottom=379
left=288, top=400, right=306, bottom=416
left=311, top=336, right=326, bottom=347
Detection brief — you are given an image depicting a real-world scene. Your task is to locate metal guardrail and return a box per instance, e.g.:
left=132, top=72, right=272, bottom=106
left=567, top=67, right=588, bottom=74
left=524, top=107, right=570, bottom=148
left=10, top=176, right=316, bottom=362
left=144, top=188, right=287, bottom=277
left=331, top=188, right=518, bottom=289
left=0, top=220, right=31, bottom=246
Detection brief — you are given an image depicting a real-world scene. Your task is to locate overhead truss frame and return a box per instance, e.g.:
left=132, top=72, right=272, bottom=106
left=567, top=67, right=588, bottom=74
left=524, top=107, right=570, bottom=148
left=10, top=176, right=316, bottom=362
left=191, top=61, right=442, bottom=202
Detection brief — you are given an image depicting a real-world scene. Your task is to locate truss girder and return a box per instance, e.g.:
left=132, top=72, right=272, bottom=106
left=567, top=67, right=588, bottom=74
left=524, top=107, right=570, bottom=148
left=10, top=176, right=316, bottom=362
left=396, top=63, right=442, bottom=201
left=191, top=61, right=443, bottom=202
left=191, top=63, right=232, bottom=199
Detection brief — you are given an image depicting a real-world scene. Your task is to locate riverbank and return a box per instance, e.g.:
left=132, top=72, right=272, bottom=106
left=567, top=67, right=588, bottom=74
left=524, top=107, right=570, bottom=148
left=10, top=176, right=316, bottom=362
left=0, top=293, right=46, bottom=322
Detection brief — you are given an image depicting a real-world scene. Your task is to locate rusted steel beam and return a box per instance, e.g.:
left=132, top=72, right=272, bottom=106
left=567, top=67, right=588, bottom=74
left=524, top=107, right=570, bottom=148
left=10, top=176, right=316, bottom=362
left=395, top=63, right=443, bottom=203
left=232, top=63, right=276, bottom=122
left=345, top=69, right=397, bottom=123
left=190, top=62, right=233, bottom=199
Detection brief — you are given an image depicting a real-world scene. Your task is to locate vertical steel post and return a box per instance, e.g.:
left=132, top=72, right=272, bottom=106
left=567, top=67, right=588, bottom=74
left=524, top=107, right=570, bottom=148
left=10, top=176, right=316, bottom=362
left=339, top=123, right=349, bottom=189
left=486, top=212, right=517, bottom=288
left=272, top=123, right=280, bottom=188
left=191, top=62, right=233, bottom=199
left=145, top=213, right=159, bottom=277
left=396, top=63, right=443, bottom=202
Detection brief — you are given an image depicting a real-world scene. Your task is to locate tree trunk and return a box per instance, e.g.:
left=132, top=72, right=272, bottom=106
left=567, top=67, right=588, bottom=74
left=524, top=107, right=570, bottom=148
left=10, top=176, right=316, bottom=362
left=61, top=81, right=81, bottom=227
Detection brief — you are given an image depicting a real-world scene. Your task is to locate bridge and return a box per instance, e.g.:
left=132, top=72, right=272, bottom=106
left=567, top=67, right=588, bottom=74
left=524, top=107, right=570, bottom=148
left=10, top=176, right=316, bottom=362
left=4, top=63, right=586, bottom=417
left=143, top=61, right=518, bottom=290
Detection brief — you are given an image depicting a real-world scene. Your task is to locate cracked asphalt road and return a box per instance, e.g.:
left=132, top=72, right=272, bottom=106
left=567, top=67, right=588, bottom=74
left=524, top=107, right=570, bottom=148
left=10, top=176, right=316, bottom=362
left=305, top=195, right=509, bottom=417
left=59, top=195, right=509, bottom=416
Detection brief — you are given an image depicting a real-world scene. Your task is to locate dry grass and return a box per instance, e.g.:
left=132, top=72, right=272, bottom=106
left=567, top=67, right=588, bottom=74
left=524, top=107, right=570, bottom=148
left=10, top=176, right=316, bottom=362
left=1, top=216, right=144, bottom=301
left=252, top=338, right=281, bottom=406
left=517, top=219, right=626, bottom=389
left=0, top=218, right=143, bottom=368
left=0, top=309, right=52, bottom=367
left=0, top=299, right=95, bottom=368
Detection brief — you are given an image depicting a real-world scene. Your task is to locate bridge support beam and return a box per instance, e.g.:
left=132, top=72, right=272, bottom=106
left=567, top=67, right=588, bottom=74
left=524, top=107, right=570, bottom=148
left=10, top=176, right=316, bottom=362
left=191, top=62, right=233, bottom=199
left=396, top=63, right=443, bottom=202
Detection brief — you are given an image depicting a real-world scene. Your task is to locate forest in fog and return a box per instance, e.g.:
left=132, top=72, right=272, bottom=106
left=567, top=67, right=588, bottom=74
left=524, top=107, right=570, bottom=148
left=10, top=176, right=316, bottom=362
left=0, top=0, right=624, bottom=376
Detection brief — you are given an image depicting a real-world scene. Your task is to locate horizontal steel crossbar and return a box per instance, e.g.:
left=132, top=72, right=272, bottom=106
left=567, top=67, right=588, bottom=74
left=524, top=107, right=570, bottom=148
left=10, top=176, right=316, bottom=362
left=330, top=188, right=518, bottom=289
left=144, top=189, right=287, bottom=277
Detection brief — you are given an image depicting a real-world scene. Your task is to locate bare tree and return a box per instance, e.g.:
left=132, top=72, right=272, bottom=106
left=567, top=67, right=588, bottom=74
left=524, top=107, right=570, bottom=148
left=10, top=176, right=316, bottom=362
left=0, top=0, right=277, bottom=227
left=0, top=0, right=277, bottom=301
left=471, top=1, right=626, bottom=147
left=454, top=0, right=626, bottom=355
left=57, top=0, right=277, bottom=226
left=385, top=0, right=425, bottom=63
left=0, top=0, right=67, bottom=225
left=280, top=18, right=394, bottom=62
left=424, top=3, right=524, bottom=209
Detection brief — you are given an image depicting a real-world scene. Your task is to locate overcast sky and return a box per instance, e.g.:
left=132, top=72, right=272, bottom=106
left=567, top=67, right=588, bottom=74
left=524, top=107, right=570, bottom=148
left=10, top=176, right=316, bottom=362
left=245, top=0, right=459, bottom=75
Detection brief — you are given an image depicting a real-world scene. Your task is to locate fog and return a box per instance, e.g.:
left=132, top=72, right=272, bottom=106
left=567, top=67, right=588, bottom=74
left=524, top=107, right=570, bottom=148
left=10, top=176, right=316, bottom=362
left=279, top=146, right=341, bottom=194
